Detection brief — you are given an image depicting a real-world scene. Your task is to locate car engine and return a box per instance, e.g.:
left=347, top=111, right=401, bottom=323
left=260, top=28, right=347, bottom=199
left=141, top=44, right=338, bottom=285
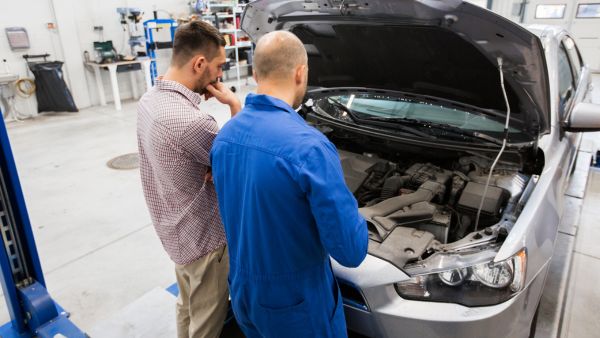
left=338, top=150, right=531, bottom=268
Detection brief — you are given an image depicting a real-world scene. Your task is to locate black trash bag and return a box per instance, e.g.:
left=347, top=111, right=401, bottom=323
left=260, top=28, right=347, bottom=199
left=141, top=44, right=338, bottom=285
left=28, top=61, right=78, bottom=113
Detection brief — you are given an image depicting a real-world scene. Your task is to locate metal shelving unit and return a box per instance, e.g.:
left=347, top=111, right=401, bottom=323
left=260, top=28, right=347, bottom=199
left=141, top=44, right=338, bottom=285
left=203, top=1, right=253, bottom=89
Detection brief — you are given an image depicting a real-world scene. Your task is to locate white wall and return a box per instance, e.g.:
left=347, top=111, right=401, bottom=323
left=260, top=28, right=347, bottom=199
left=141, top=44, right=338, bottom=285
left=491, top=0, right=524, bottom=22
left=0, top=0, right=64, bottom=115
left=76, top=0, right=190, bottom=107
left=52, top=0, right=92, bottom=109
left=490, top=0, right=600, bottom=69
left=0, top=0, right=189, bottom=115
left=465, top=0, right=490, bottom=8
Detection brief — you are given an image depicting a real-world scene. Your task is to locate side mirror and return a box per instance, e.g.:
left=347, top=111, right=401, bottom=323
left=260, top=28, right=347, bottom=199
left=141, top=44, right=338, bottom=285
left=565, top=102, right=600, bottom=132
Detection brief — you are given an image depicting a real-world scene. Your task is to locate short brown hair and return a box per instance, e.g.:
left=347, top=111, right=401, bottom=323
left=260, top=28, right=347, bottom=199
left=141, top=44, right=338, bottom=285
left=171, top=20, right=226, bottom=67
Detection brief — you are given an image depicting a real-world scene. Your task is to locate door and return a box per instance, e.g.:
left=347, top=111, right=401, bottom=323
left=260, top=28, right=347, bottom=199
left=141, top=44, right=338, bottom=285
left=557, top=36, right=587, bottom=196
left=490, top=0, right=528, bottom=23
left=465, top=0, right=490, bottom=8
left=524, top=0, right=573, bottom=27
left=569, top=2, right=600, bottom=69
left=523, top=0, right=600, bottom=69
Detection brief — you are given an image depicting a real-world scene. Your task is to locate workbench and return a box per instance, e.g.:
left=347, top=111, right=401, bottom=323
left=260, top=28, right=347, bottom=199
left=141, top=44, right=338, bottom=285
left=86, top=58, right=152, bottom=111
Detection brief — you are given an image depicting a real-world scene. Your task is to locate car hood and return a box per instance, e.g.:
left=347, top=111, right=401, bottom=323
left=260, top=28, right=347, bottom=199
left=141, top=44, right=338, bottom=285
left=241, top=0, right=551, bottom=140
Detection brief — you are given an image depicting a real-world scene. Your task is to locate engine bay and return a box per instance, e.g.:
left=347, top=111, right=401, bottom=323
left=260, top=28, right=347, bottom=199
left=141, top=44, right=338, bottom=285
left=338, top=149, right=532, bottom=269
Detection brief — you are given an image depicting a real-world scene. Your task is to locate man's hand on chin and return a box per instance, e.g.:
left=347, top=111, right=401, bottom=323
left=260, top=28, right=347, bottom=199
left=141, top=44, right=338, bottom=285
left=205, top=82, right=242, bottom=117
left=202, top=89, right=214, bottom=101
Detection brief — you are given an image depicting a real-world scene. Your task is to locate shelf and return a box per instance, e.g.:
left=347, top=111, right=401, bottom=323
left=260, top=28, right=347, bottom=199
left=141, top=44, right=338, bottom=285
left=202, top=13, right=234, bottom=18
left=225, top=64, right=252, bottom=70
left=209, top=3, right=235, bottom=7
left=209, top=1, right=248, bottom=90
left=224, top=43, right=252, bottom=50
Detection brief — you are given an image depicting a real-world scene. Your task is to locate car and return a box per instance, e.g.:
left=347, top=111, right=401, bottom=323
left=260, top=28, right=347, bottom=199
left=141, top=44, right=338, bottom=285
left=241, top=1, right=600, bottom=337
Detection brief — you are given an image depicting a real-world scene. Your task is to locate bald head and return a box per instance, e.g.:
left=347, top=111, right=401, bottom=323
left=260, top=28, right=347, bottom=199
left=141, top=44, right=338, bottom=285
left=253, top=31, right=308, bottom=81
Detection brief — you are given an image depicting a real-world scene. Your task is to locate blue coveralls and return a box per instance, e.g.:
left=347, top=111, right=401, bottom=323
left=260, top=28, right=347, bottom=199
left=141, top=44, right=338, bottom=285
left=210, top=94, right=368, bottom=338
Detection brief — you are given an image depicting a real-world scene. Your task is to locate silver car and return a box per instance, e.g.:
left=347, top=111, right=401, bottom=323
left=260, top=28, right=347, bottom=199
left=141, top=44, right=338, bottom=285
left=242, top=1, right=600, bottom=337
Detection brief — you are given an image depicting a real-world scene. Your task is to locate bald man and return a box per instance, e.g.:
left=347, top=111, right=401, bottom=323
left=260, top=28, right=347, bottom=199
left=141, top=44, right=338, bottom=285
left=210, top=31, right=368, bottom=337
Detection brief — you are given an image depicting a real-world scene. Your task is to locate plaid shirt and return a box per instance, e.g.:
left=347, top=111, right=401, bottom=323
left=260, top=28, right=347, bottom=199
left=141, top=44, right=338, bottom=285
left=137, top=79, right=226, bottom=265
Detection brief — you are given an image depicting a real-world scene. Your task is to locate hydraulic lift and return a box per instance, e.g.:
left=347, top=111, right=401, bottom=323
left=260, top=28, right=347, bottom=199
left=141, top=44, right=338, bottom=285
left=0, top=111, right=86, bottom=337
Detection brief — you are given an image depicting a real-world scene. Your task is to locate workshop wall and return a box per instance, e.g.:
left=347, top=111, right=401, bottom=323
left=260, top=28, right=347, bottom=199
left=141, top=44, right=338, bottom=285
left=0, top=1, right=64, bottom=116
left=490, top=0, right=600, bottom=69
left=5, top=0, right=595, bottom=114
left=75, top=0, right=190, bottom=107
left=0, top=0, right=189, bottom=116
left=490, top=1, right=523, bottom=22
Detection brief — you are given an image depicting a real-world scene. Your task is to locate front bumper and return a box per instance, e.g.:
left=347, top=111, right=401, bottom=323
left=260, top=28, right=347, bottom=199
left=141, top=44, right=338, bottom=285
left=343, top=265, right=546, bottom=338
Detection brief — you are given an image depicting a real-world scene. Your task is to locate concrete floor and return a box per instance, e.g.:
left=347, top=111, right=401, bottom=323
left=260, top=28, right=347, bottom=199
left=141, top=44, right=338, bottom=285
left=0, top=76, right=599, bottom=337
left=561, top=167, right=600, bottom=338
left=0, top=80, right=254, bottom=332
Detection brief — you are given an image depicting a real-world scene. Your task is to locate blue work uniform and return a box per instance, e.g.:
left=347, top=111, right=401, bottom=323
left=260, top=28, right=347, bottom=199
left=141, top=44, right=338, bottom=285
left=210, top=93, right=368, bottom=338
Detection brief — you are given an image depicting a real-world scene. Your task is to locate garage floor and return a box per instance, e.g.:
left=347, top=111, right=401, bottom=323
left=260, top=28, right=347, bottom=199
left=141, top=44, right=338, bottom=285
left=0, top=76, right=599, bottom=337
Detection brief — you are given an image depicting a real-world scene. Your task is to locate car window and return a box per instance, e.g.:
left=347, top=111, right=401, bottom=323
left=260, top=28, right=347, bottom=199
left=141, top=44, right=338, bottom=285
left=563, top=37, right=583, bottom=82
left=316, top=94, right=521, bottom=134
left=557, top=43, right=575, bottom=119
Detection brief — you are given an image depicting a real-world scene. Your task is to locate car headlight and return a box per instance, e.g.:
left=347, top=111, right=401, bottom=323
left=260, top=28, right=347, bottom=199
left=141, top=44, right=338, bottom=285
left=395, top=249, right=526, bottom=306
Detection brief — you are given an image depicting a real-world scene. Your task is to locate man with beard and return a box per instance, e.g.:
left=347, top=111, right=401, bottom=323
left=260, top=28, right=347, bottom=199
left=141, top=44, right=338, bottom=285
left=210, top=31, right=368, bottom=337
left=137, top=20, right=240, bottom=338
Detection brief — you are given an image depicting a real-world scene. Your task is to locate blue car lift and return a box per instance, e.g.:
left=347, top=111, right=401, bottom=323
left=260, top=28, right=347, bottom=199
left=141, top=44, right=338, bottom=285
left=0, top=111, right=86, bottom=337
left=143, top=19, right=178, bottom=85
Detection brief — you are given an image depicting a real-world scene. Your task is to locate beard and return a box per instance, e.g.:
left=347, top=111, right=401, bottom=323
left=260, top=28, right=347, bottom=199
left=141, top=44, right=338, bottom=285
left=194, top=82, right=208, bottom=95
left=194, top=79, right=219, bottom=95
left=195, top=78, right=219, bottom=95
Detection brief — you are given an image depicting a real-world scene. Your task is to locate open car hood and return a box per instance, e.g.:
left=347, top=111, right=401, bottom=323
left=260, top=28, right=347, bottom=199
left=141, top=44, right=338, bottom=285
left=241, top=0, right=551, bottom=140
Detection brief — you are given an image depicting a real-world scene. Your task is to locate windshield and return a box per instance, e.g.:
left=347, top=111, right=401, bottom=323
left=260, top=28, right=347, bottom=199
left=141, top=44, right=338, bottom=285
left=316, top=93, right=521, bottom=135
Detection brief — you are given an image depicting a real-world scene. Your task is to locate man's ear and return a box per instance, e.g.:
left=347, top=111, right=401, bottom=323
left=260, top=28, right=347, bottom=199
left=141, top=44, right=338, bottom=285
left=252, top=69, right=258, bottom=82
left=295, top=65, right=305, bottom=85
left=193, top=55, right=206, bottom=73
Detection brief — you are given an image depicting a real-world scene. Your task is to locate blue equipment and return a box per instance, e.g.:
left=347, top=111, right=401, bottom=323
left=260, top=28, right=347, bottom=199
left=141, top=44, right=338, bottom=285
left=0, top=109, right=85, bottom=337
left=117, top=7, right=146, bottom=56
left=143, top=19, right=178, bottom=85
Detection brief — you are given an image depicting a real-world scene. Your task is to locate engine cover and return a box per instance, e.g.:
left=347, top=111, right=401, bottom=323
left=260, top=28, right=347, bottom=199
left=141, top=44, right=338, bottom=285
left=457, top=181, right=509, bottom=227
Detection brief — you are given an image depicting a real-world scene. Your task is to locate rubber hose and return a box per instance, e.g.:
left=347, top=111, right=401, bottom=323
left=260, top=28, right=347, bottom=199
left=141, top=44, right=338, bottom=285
left=15, top=78, right=36, bottom=97
left=380, top=175, right=409, bottom=200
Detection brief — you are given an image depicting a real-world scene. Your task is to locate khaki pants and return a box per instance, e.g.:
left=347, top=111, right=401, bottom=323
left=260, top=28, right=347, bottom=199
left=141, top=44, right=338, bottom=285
left=175, top=245, right=229, bottom=338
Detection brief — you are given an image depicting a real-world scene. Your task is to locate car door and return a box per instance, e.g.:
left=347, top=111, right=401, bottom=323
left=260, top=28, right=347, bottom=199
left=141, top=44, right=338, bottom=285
left=557, top=35, right=589, bottom=196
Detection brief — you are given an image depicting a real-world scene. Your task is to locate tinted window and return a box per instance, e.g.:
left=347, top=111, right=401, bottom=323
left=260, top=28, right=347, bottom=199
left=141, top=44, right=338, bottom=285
left=558, top=43, right=575, bottom=118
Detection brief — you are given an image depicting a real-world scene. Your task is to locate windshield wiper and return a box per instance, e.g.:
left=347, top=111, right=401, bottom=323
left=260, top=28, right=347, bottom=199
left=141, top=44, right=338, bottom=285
left=326, top=99, right=436, bottom=140
left=326, top=98, right=360, bottom=121
left=363, top=117, right=503, bottom=145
